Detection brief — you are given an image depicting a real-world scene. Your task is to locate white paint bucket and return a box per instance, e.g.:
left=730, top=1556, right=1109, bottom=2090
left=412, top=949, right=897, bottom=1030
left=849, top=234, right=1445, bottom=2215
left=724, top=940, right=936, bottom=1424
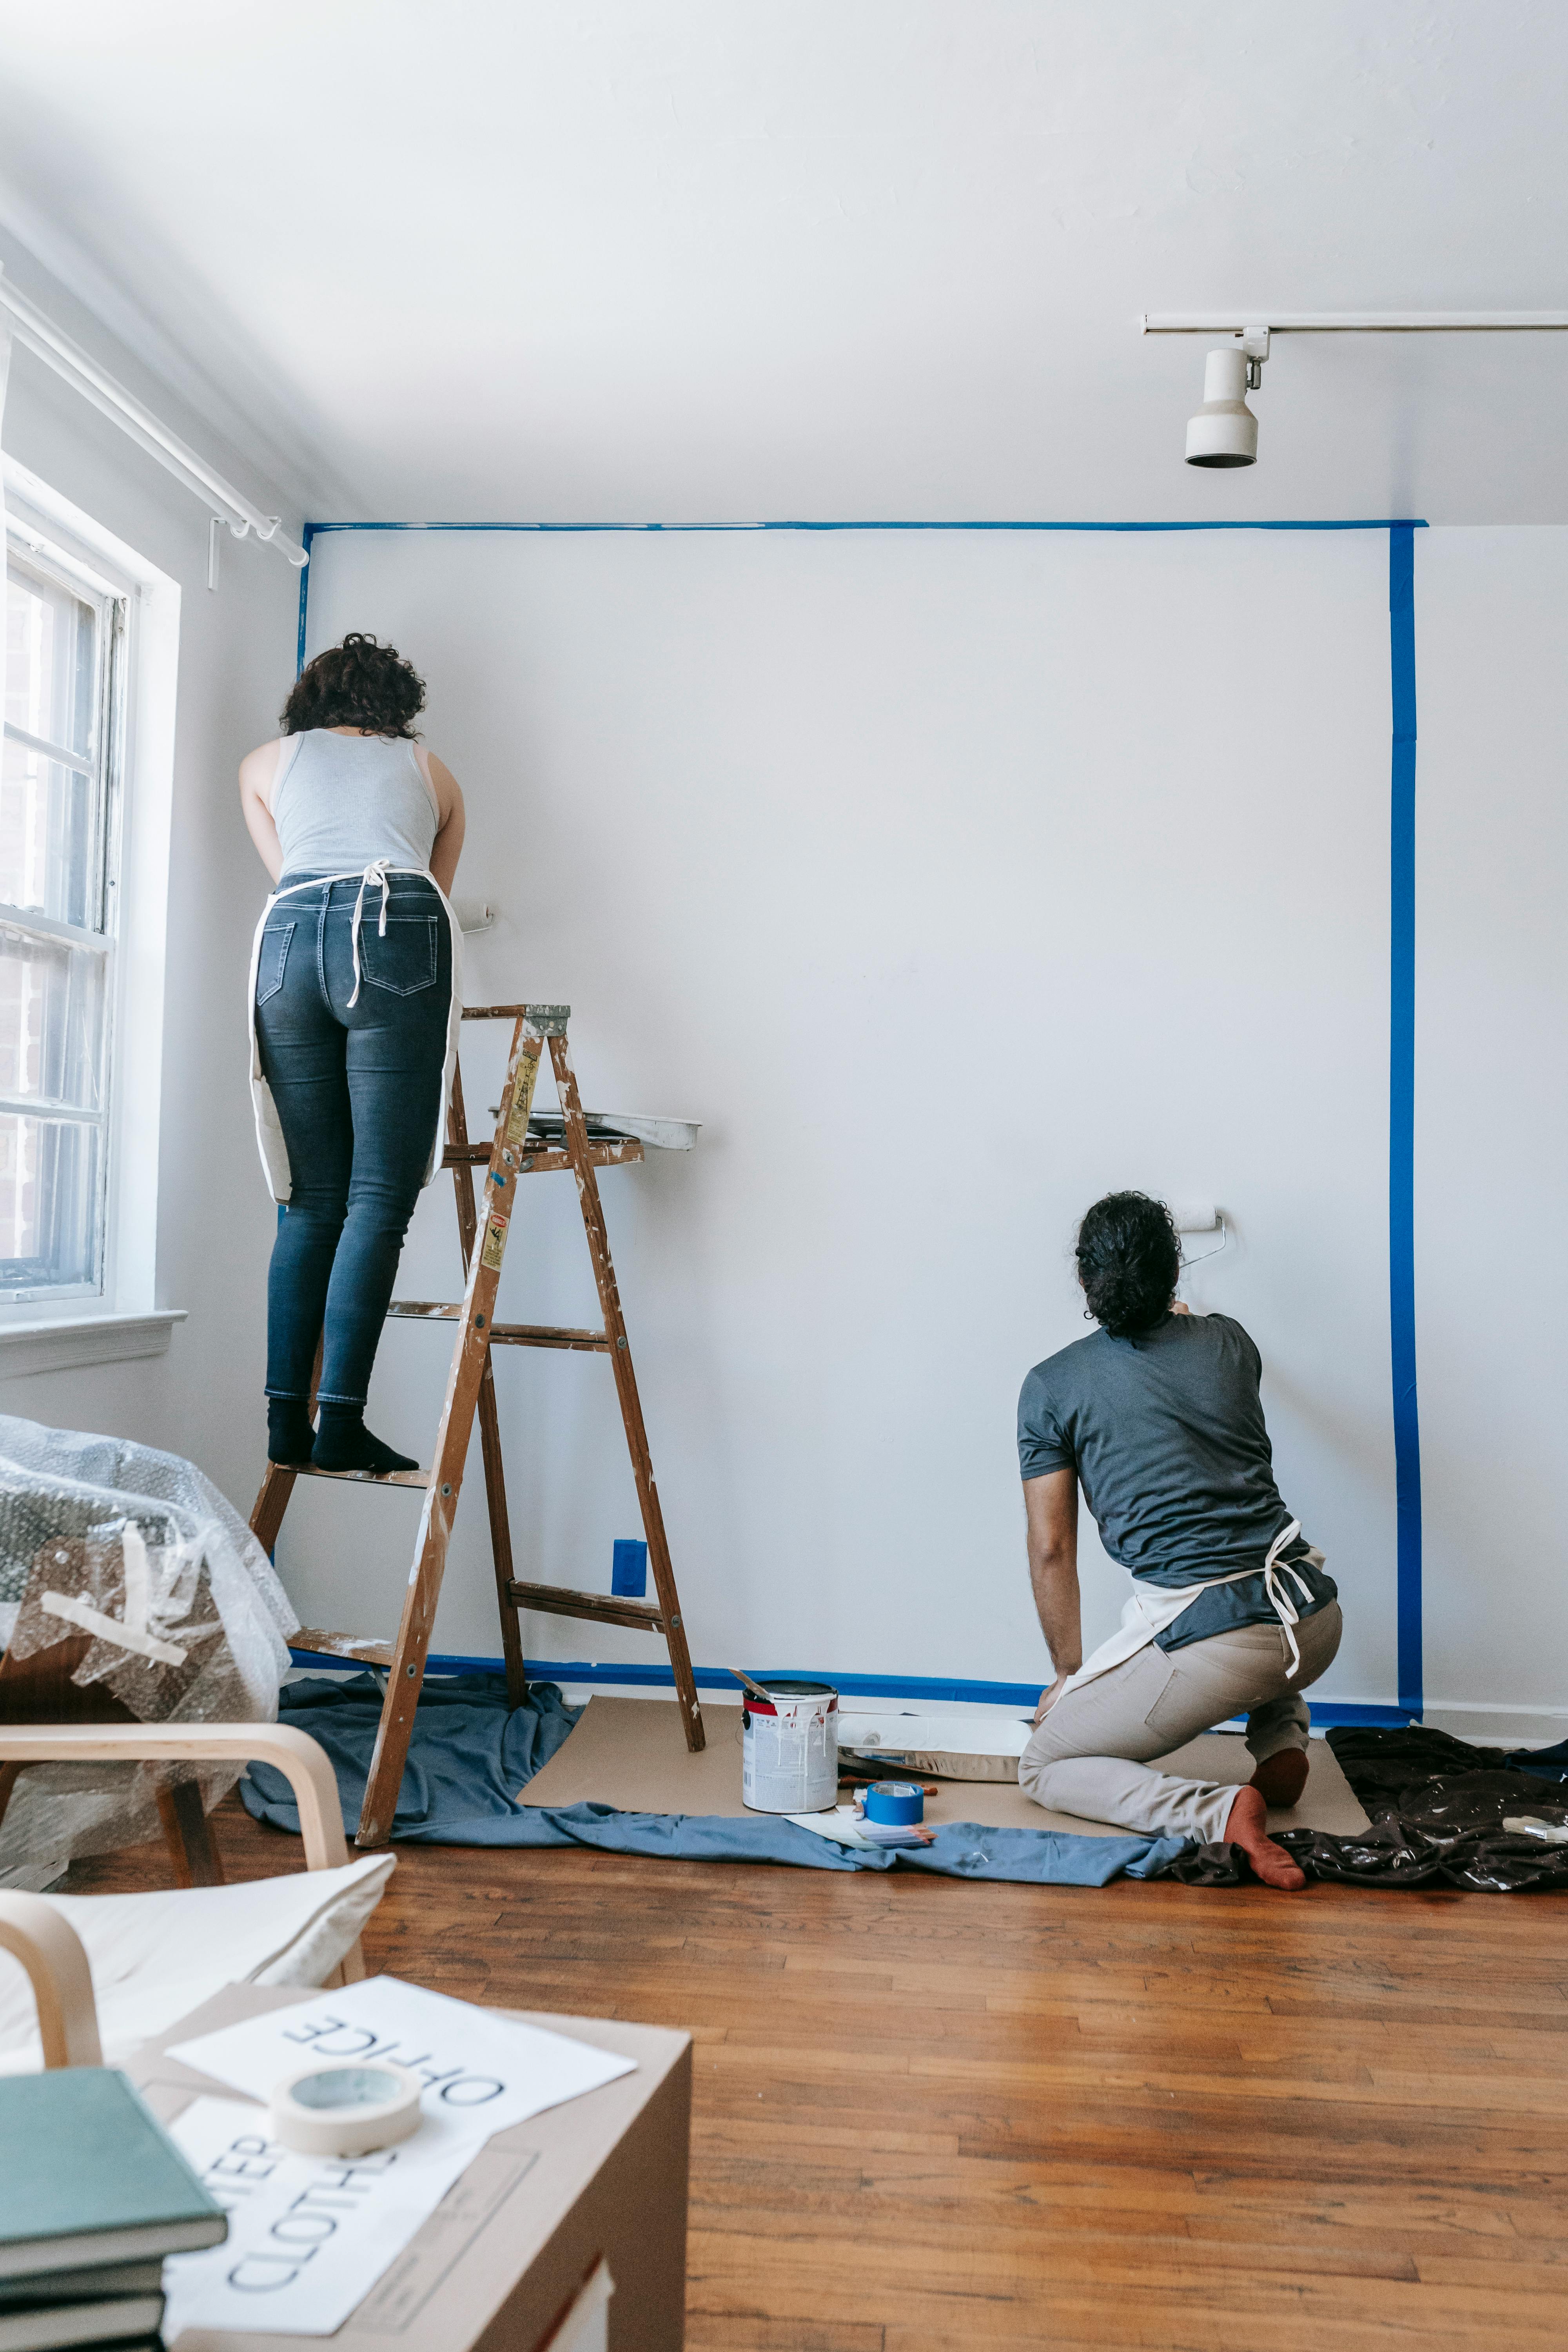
left=740, top=1679, right=839, bottom=1813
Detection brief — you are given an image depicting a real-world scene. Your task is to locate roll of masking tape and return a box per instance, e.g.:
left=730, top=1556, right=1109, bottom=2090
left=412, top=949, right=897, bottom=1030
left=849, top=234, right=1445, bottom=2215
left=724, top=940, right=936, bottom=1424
left=863, top=1781, right=924, bottom=1826
left=270, top=2061, right=424, bottom=2157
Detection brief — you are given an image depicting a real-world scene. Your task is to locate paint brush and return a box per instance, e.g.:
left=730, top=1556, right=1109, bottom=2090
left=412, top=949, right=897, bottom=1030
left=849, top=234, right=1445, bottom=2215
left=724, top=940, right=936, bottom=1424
left=728, top=1666, right=776, bottom=1705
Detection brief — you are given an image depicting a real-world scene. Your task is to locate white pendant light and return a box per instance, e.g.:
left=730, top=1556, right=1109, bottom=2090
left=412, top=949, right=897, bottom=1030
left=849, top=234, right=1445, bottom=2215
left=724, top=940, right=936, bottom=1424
left=1184, top=346, right=1259, bottom=468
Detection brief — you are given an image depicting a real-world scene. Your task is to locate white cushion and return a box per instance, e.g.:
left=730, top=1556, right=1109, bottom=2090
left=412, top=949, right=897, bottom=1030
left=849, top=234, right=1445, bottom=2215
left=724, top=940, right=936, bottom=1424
left=0, top=1853, right=395, bottom=2071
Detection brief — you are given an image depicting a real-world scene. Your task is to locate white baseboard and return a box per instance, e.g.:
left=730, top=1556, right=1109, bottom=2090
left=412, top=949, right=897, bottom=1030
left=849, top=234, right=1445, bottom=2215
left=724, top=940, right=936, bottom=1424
left=1421, top=1699, right=1568, bottom=1746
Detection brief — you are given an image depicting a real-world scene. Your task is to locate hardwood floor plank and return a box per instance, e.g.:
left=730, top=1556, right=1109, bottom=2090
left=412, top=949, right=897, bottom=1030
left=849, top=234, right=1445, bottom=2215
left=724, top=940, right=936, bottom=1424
left=58, top=1798, right=1568, bottom=2349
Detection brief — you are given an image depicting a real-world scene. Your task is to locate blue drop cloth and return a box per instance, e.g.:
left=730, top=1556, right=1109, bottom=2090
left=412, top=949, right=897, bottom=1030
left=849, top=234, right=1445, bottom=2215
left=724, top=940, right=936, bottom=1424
left=241, top=1673, right=1189, bottom=1885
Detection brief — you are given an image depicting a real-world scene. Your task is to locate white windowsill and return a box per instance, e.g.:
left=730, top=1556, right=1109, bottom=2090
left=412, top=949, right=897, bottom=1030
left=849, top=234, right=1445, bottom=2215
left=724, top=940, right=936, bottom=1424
left=0, top=1310, right=187, bottom=1377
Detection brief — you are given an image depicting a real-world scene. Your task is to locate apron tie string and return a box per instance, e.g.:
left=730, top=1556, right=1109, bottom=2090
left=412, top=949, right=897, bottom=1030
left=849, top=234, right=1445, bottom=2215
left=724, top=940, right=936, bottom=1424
left=1259, top=1519, right=1313, bottom=1678
left=345, top=858, right=394, bottom=1009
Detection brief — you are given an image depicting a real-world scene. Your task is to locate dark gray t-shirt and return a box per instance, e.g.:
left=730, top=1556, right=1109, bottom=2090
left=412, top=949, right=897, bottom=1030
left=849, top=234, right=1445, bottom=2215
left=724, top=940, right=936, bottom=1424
left=1016, top=1311, right=1336, bottom=1651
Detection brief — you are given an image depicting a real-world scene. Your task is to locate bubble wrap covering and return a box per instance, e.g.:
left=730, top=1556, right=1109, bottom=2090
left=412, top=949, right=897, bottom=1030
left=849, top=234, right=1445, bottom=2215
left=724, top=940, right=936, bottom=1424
left=0, top=1414, right=299, bottom=1873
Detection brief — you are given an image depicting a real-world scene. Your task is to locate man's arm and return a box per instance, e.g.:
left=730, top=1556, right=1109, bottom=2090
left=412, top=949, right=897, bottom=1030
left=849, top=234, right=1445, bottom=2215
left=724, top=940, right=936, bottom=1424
left=1024, top=1468, right=1081, bottom=1724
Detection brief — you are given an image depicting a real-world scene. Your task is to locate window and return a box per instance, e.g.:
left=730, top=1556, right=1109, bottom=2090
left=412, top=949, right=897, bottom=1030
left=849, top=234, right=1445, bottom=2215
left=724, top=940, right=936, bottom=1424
left=1, top=534, right=125, bottom=1301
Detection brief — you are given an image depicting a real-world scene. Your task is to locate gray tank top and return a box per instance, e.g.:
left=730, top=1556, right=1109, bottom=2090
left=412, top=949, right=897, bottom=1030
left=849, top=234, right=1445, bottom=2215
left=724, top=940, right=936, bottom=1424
left=272, top=730, right=439, bottom=877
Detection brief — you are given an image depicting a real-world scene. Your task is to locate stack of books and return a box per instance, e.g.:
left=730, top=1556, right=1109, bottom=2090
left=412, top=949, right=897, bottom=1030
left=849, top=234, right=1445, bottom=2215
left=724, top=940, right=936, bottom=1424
left=0, top=2071, right=226, bottom=2351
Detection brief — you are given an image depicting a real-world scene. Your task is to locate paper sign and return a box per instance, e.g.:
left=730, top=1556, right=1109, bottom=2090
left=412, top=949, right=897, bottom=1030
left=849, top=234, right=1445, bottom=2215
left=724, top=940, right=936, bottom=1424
left=167, top=1975, right=635, bottom=2136
left=161, top=2096, right=483, bottom=2338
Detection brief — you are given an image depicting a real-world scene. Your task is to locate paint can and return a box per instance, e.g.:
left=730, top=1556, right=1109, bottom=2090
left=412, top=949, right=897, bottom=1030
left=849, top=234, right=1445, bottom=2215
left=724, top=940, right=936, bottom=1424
left=740, top=1679, right=839, bottom=1813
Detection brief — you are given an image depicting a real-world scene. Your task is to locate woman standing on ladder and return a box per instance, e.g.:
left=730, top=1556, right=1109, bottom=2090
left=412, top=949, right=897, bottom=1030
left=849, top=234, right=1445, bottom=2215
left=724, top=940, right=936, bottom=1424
left=240, top=633, right=466, bottom=1477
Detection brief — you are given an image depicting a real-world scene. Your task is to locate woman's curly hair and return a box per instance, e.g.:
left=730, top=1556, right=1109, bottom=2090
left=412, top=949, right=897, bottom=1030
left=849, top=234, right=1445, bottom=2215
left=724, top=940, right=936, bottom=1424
left=1075, top=1191, right=1180, bottom=1338
left=281, top=632, right=425, bottom=738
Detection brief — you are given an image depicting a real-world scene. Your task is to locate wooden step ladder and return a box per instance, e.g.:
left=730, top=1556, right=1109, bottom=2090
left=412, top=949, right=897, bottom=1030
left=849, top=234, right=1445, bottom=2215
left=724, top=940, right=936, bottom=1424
left=250, top=1002, right=706, bottom=1849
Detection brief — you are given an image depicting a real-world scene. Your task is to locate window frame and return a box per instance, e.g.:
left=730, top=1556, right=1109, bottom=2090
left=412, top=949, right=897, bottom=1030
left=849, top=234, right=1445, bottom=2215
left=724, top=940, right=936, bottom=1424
left=0, top=529, right=129, bottom=1303
left=0, top=457, right=184, bottom=1370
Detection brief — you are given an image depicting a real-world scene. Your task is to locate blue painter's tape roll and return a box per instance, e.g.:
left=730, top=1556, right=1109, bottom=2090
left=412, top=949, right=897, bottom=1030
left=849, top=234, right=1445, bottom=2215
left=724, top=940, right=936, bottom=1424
left=863, top=1782, right=924, bottom=1826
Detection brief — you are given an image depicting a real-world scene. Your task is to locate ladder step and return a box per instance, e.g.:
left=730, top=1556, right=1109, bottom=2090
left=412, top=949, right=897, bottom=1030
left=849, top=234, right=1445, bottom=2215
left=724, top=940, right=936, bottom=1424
left=508, top=1580, right=666, bottom=1634
left=294, top=1583, right=667, bottom=1661
left=492, top=1323, right=613, bottom=1352
left=461, top=1003, right=570, bottom=1031
left=387, top=1304, right=612, bottom=1352
left=291, top=1463, right=428, bottom=1489
left=291, top=1627, right=395, bottom=1667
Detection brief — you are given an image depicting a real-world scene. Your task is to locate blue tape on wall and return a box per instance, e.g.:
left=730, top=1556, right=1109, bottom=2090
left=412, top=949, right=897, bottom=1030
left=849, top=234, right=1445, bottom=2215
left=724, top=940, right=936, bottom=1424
left=1388, top=522, right=1423, bottom=1719
left=295, top=521, right=316, bottom=676
left=286, top=1647, right=1412, bottom=1726
left=294, top=517, right=1425, bottom=670
left=295, top=512, right=1428, bottom=1719
left=303, top=517, right=1421, bottom=535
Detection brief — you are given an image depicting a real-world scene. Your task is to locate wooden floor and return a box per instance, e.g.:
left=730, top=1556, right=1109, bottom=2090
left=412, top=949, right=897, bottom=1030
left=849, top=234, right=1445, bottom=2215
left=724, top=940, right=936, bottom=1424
left=67, top=1797, right=1568, bottom=2352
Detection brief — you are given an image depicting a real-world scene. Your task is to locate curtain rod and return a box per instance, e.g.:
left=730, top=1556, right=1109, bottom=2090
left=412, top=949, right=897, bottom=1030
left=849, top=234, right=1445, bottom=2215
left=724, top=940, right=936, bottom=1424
left=0, top=269, right=308, bottom=567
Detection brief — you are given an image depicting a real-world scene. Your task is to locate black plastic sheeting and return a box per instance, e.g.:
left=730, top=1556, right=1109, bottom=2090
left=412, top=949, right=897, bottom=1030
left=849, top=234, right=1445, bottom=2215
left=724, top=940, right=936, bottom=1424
left=1164, top=1725, right=1568, bottom=1891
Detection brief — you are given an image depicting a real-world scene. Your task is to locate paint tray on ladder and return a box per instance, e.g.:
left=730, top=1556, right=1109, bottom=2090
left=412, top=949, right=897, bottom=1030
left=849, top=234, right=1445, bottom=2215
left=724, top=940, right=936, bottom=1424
left=837, top=1710, right=1034, bottom=1783
left=494, top=1108, right=702, bottom=1151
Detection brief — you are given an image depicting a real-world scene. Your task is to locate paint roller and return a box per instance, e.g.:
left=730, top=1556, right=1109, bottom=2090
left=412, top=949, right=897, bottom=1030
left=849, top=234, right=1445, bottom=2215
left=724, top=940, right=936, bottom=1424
left=1172, top=1200, right=1228, bottom=1269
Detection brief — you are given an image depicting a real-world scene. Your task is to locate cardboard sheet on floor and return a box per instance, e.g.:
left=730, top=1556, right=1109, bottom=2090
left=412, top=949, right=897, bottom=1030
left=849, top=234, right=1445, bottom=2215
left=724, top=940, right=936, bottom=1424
left=519, top=1698, right=1370, bottom=1837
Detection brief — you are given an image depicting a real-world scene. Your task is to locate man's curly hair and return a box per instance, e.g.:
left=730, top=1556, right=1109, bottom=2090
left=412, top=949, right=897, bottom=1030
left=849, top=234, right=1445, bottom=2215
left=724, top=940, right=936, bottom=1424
left=1076, top=1191, right=1180, bottom=1337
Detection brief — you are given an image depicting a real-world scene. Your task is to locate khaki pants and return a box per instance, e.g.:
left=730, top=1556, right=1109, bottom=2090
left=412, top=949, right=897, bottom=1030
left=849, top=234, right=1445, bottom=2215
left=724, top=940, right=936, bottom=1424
left=1018, top=1602, right=1343, bottom=1844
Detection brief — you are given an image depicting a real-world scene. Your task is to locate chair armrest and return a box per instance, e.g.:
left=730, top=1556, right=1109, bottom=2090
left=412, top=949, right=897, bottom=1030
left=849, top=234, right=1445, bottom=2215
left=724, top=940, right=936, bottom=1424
left=0, top=1892, right=102, bottom=2068
left=0, top=1724, right=350, bottom=1873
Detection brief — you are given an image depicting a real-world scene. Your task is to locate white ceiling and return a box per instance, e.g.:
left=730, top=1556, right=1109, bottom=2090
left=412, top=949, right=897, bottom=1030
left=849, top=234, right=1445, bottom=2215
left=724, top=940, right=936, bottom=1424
left=1, top=1, right=1566, bottom=525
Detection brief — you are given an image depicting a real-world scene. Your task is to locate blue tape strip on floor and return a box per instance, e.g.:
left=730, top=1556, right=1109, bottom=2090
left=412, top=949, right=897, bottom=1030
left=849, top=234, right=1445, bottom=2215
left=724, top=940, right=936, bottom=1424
left=1388, top=523, right=1423, bottom=1719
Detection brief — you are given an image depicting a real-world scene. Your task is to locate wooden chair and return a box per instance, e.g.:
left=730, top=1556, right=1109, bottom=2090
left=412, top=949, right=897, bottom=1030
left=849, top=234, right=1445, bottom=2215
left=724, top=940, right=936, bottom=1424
left=0, top=1720, right=371, bottom=2071
left=0, top=1887, right=103, bottom=2067
left=0, top=1635, right=295, bottom=1889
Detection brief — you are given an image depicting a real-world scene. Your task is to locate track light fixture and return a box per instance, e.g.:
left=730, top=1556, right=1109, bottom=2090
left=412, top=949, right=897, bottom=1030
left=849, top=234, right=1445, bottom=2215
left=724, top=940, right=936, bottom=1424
left=1143, top=312, right=1568, bottom=470
left=1184, top=329, right=1269, bottom=468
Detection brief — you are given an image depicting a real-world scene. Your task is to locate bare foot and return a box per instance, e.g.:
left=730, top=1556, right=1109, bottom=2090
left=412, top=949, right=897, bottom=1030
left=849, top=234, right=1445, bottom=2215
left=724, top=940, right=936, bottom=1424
left=1250, top=1748, right=1309, bottom=1809
left=1223, top=1785, right=1307, bottom=1889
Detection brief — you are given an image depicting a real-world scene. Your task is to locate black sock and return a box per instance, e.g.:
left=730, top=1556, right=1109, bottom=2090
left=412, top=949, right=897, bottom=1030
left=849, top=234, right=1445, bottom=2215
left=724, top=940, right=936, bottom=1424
left=267, top=1398, right=316, bottom=1466
left=312, top=1404, right=419, bottom=1477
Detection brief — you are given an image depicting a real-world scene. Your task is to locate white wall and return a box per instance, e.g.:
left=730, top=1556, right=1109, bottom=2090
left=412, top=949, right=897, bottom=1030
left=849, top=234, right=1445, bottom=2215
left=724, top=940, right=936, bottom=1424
left=1414, top=528, right=1568, bottom=1733
left=1, top=442, right=1550, bottom=1726
left=290, top=523, right=1408, bottom=1707
left=0, top=243, right=302, bottom=1508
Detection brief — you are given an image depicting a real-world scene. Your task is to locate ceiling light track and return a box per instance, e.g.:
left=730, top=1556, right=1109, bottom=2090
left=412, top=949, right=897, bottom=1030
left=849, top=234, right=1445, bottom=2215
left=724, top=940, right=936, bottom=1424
left=1143, top=312, right=1568, bottom=334
left=1142, top=311, right=1568, bottom=469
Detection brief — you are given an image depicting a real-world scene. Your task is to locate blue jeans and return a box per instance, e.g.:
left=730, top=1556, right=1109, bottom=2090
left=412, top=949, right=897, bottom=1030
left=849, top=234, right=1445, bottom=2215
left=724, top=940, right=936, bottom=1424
left=256, top=872, right=452, bottom=1409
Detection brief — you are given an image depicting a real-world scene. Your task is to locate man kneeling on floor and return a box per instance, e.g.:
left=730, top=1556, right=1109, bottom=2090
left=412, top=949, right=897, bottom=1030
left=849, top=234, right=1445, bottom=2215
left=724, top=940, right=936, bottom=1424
left=1016, top=1191, right=1342, bottom=1890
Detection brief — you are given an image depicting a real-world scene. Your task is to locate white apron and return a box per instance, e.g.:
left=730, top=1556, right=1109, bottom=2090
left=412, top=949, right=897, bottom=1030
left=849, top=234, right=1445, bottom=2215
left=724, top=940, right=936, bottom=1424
left=247, top=859, right=465, bottom=1205
left=1050, top=1519, right=1326, bottom=1706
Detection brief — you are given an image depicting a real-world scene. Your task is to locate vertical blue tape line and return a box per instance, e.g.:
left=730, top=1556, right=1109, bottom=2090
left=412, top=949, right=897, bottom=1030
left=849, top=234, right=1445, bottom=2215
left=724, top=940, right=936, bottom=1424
left=1388, top=523, right=1422, bottom=1718
left=295, top=523, right=315, bottom=677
